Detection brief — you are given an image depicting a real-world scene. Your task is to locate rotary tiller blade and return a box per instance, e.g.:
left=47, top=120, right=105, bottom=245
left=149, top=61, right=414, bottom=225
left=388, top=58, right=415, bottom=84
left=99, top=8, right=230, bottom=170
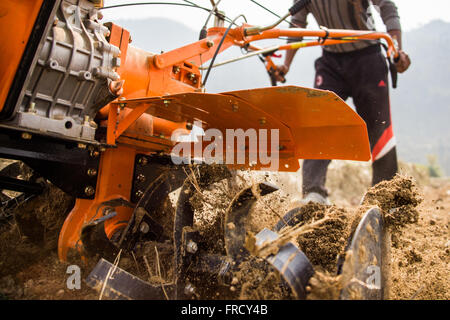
left=339, top=207, right=390, bottom=300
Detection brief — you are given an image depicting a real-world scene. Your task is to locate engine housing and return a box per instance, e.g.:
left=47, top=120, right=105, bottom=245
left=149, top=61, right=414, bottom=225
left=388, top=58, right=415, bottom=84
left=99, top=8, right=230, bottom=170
left=0, top=0, right=120, bottom=141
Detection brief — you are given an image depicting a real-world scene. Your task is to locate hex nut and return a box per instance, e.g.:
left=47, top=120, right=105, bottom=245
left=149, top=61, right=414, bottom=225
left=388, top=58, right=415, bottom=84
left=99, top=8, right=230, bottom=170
left=186, top=240, right=198, bottom=254
left=85, top=186, right=95, bottom=196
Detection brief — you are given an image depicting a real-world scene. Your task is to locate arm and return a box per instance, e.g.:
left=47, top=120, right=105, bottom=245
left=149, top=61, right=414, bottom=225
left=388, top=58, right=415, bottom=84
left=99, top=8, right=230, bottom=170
left=275, top=0, right=309, bottom=82
left=372, top=0, right=410, bottom=72
left=275, top=48, right=299, bottom=82
left=284, top=48, right=299, bottom=70
left=388, top=29, right=402, bottom=50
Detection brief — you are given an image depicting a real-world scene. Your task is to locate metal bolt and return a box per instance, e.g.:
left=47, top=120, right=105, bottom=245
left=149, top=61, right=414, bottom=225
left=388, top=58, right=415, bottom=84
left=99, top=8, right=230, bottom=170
left=184, top=283, right=195, bottom=296
left=119, top=103, right=126, bottom=109
left=206, top=40, right=214, bottom=48
left=187, top=73, right=196, bottom=81
left=21, top=132, right=32, bottom=140
left=28, top=102, right=36, bottom=113
left=78, top=143, right=87, bottom=149
left=186, top=122, right=193, bottom=130
left=89, top=120, right=98, bottom=129
left=138, top=157, right=148, bottom=166
left=259, top=117, right=266, bottom=125
left=139, top=222, right=149, bottom=234
left=85, top=186, right=95, bottom=196
left=163, top=100, right=170, bottom=107
left=172, top=66, right=180, bottom=74
left=137, top=174, right=146, bottom=182
left=87, top=168, right=97, bottom=177
left=232, top=104, right=239, bottom=112
left=186, top=240, right=198, bottom=254
left=135, top=190, right=144, bottom=198
left=90, top=150, right=100, bottom=158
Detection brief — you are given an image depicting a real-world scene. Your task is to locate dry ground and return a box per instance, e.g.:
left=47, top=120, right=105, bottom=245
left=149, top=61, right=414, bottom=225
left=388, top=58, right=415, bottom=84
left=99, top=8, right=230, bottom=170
left=0, top=160, right=448, bottom=300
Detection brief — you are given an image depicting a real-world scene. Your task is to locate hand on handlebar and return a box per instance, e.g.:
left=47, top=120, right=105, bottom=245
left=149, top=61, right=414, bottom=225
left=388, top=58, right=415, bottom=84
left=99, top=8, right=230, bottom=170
left=395, top=50, right=411, bottom=73
left=274, top=64, right=289, bottom=83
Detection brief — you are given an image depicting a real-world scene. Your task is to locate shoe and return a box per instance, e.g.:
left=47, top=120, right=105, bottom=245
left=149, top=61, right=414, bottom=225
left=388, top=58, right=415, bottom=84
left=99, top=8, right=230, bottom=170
left=300, top=192, right=332, bottom=206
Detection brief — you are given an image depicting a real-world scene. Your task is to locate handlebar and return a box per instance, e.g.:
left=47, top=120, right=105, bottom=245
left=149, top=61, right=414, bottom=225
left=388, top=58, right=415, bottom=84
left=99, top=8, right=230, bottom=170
left=154, top=17, right=399, bottom=79
left=240, top=0, right=398, bottom=60
left=289, top=0, right=312, bottom=16
left=244, top=28, right=399, bottom=60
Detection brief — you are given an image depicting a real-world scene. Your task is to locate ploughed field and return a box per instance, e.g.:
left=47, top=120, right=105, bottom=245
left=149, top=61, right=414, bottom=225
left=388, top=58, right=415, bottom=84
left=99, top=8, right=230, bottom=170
left=0, top=159, right=448, bottom=300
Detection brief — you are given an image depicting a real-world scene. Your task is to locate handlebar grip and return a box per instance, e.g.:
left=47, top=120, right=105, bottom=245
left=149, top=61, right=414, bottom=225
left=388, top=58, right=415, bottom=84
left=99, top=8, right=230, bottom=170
left=289, top=0, right=311, bottom=16
left=279, top=71, right=287, bottom=84
left=269, top=73, right=286, bottom=86
left=270, top=74, right=277, bottom=87
left=199, top=26, right=208, bottom=40
left=268, top=67, right=286, bottom=86
left=389, top=59, right=398, bottom=89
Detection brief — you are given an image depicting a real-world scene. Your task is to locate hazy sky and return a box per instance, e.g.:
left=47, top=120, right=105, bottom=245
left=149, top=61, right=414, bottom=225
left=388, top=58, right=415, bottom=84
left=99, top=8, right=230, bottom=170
left=101, top=0, right=450, bottom=32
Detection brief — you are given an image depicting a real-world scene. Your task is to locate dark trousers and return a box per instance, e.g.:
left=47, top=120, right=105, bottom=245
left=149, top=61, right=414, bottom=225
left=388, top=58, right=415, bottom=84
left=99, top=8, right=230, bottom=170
left=302, top=45, right=398, bottom=197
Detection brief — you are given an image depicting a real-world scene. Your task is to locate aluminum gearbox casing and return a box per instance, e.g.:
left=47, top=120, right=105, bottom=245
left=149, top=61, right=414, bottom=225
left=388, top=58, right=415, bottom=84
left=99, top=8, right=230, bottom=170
left=1, top=0, right=121, bottom=141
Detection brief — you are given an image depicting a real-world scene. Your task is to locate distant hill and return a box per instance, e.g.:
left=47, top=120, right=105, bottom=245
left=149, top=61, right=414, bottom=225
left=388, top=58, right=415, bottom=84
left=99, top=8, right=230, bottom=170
left=390, top=20, right=450, bottom=176
left=115, top=18, right=199, bottom=53
left=115, top=18, right=450, bottom=176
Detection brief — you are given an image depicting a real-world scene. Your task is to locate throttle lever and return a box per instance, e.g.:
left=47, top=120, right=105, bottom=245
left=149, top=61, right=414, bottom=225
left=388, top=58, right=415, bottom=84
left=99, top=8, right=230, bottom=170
left=289, top=0, right=312, bottom=16
left=388, top=57, right=398, bottom=89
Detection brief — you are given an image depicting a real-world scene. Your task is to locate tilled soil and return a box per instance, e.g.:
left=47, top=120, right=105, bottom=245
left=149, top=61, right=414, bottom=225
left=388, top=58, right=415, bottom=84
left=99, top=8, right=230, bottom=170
left=0, top=161, right=448, bottom=300
left=389, top=178, right=449, bottom=300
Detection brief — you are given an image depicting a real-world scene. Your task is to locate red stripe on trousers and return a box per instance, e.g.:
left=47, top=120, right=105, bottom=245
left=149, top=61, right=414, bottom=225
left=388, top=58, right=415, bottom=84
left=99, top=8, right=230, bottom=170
left=372, top=124, right=394, bottom=161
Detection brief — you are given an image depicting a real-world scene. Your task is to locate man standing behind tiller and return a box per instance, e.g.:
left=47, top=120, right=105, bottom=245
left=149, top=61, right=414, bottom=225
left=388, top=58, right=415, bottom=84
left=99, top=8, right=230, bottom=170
left=275, top=0, right=411, bottom=204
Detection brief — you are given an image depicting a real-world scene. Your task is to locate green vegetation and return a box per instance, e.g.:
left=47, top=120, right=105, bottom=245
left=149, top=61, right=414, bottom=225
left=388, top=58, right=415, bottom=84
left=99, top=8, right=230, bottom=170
left=427, top=154, right=443, bottom=178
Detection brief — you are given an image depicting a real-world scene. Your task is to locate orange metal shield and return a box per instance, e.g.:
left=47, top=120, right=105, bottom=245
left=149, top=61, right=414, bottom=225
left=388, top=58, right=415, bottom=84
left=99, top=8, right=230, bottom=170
left=111, top=86, right=370, bottom=172
left=223, top=86, right=371, bottom=162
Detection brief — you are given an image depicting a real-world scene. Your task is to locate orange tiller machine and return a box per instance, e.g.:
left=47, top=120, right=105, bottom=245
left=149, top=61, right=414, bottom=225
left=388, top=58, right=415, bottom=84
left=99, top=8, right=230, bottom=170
left=0, top=0, right=398, bottom=299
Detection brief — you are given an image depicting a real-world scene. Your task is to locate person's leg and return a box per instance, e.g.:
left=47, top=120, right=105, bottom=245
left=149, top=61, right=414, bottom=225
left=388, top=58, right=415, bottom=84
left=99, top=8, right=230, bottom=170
left=372, top=147, right=398, bottom=185
left=302, top=159, right=331, bottom=197
left=302, top=53, right=350, bottom=197
left=350, top=49, right=398, bottom=186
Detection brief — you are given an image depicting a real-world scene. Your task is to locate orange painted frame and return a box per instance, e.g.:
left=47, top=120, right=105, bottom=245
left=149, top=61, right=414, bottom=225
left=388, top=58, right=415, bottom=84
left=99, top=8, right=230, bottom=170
left=0, top=0, right=44, bottom=112
left=58, top=20, right=398, bottom=261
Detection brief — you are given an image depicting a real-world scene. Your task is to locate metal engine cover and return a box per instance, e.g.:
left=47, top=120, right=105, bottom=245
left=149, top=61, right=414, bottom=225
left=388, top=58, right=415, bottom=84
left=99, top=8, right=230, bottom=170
left=1, top=0, right=120, bottom=141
